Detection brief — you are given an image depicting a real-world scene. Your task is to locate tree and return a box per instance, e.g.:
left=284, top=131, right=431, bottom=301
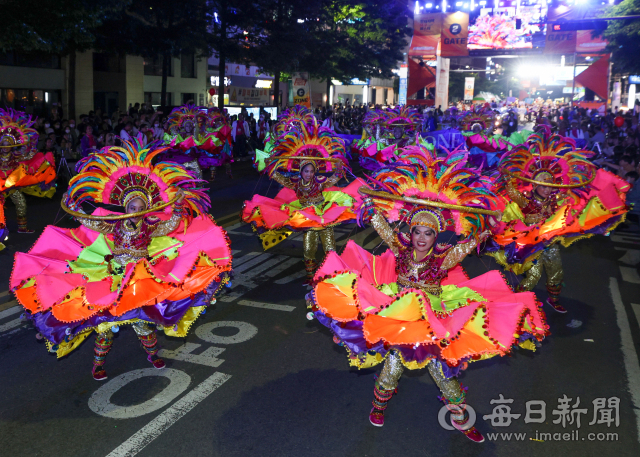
left=209, top=0, right=262, bottom=109
left=248, top=0, right=322, bottom=107
left=95, top=0, right=214, bottom=107
left=0, top=0, right=125, bottom=119
left=302, top=0, right=411, bottom=106
left=599, top=0, right=640, bottom=73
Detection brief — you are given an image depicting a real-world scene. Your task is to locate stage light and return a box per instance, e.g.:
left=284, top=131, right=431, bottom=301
left=464, top=2, right=469, bottom=7
left=443, top=0, right=447, bottom=12
left=426, top=2, right=433, bottom=6
left=415, top=1, right=419, bottom=13
left=456, top=1, right=462, bottom=5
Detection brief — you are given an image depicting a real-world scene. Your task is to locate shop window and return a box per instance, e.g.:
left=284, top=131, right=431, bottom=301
left=144, top=56, right=173, bottom=77
left=181, top=54, right=196, bottom=79
left=181, top=93, right=196, bottom=105
left=93, top=53, right=124, bottom=73
left=145, top=92, right=171, bottom=106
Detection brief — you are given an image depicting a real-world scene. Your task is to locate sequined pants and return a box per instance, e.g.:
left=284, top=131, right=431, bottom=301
left=93, top=322, right=159, bottom=366
left=376, top=350, right=465, bottom=405
left=519, top=244, right=563, bottom=292
left=302, top=227, right=336, bottom=261
left=9, top=191, right=27, bottom=218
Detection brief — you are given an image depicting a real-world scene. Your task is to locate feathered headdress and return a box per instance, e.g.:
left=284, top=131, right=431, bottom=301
left=206, top=107, right=228, bottom=129
left=365, top=146, right=499, bottom=239
left=459, top=112, right=496, bottom=131
left=166, top=104, right=207, bottom=132
left=383, top=106, right=422, bottom=130
left=273, top=105, right=315, bottom=136
left=67, top=141, right=210, bottom=217
left=0, top=108, right=38, bottom=151
left=266, top=117, right=349, bottom=174
left=497, top=133, right=596, bottom=203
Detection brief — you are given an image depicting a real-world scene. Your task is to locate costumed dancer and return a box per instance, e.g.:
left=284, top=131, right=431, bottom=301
left=253, top=105, right=316, bottom=172
left=0, top=108, right=57, bottom=242
left=11, top=141, right=233, bottom=380
left=355, top=106, right=422, bottom=172
left=242, top=118, right=367, bottom=282
left=162, top=104, right=222, bottom=179
left=206, top=107, right=233, bottom=180
left=485, top=133, right=629, bottom=313
left=307, top=147, right=548, bottom=442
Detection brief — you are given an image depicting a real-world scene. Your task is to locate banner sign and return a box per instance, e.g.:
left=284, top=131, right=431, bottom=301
left=409, top=13, right=442, bottom=57
left=544, top=30, right=577, bottom=55
left=228, top=86, right=270, bottom=104
left=441, top=12, right=469, bottom=57
left=464, top=77, right=475, bottom=102
left=399, top=78, right=407, bottom=105
left=421, top=129, right=465, bottom=151
left=292, top=72, right=311, bottom=108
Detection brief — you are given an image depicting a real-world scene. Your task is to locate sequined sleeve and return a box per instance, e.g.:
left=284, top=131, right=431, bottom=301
left=272, top=171, right=293, bottom=189
left=320, top=163, right=344, bottom=190
left=370, top=211, right=400, bottom=255
left=505, top=179, right=529, bottom=209
left=440, top=238, right=478, bottom=270
left=75, top=209, right=115, bottom=234
left=151, top=206, right=184, bottom=237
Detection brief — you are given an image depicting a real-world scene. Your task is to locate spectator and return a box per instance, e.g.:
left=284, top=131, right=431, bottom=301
left=120, top=122, right=134, bottom=142
left=231, top=114, right=250, bottom=161
left=80, top=125, right=98, bottom=157
left=151, top=120, right=164, bottom=140
left=624, top=171, right=640, bottom=229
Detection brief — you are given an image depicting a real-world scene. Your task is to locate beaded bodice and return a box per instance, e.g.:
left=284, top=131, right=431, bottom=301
left=396, top=245, right=451, bottom=296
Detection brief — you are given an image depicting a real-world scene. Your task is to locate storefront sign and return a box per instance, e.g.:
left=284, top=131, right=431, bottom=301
left=464, top=76, right=475, bottom=102
left=441, top=12, right=469, bottom=57
left=255, top=80, right=273, bottom=88
left=228, top=86, right=270, bottom=105
left=211, top=76, right=232, bottom=86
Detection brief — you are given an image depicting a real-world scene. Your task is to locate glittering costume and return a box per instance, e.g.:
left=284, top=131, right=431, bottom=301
left=0, top=108, right=57, bottom=241
left=308, top=149, right=547, bottom=441
left=485, top=134, right=630, bottom=312
left=254, top=105, right=316, bottom=172
left=11, top=141, right=233, bottom=380
left=161, top=104, right=224, bottom=179
left=355, top=107, right=422, bottom=172
left=205, top=107, right=233, bottom=179
left=242, top=119, right=363, bottom=280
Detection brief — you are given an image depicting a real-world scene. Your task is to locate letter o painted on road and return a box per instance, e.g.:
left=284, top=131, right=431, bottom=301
left=88, top=368, right=191, bottom=419
left=195, top=321, right=258, bottom=344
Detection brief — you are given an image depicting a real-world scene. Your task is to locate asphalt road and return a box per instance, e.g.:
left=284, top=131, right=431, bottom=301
left=1, top=160, right=640, bottom=457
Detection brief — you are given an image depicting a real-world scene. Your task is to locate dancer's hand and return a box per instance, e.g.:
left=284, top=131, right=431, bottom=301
left=176, top=189, right=185, bottom=204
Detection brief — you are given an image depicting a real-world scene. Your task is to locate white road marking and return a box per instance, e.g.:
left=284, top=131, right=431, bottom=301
left=223, top=222, right=243, bottom=232
left=0, top=303, right=20, bottom=320
left=616, top=247, right=640, bottom=266
left=632, top=304, right=640, bottom=328
left=233, top=253, right=272, bottom=273
left=274, top=269, right=307, bottom=284
left=221, top=255, right=290, bottom=302
left=195, top=321, right=258, bottom=344
left=89, top=368, right=191, bottom=419
left=239, top=300, right=295, bottom=312
left=105, top=372, right=232, bottom=457
left=609, top=278, right=640, bottom=445
left=158, top=343, right=226, bottom=367
left=620, top=266, right=640, bottom=284
left=611, top=234, right=640, bottom=244
left=0, top=318, right=21, bottom=333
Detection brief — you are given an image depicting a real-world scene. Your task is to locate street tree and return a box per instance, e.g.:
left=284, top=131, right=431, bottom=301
left=599, top=0, right=640, bottom=73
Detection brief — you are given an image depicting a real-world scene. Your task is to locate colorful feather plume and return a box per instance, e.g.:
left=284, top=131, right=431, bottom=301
left=366, top=145, right=500, bottom=238
left=166, top=104, right=207, bottom=132
left=497, top=133, right=596, bottom=203
left=67, top=140, right=210, bottom=216
left=273, top=105, right=316, bottom=136
left=0, top=108, right=39, bottom=152
left=266, top=117, right=349, bottom=175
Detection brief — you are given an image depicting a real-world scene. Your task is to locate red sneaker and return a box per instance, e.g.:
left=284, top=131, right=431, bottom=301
left=453, top=423, right=485, bottom=443
left=92, top=367, right=108, bottom=381
left=369, top=408, right=385, bottom=427
left=546, top=298, right=567, bottom=313
left=148, top=355, right=166, bottom=369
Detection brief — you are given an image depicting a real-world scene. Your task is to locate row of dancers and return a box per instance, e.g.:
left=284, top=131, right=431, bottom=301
left=0, top=104, right=630, bottom=443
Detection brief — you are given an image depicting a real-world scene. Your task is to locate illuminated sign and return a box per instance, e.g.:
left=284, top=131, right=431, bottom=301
left=255, top=79, right=273, bottom=88
left=629, top=75, right=640, bottom=84
left=210, top=76, right=232, bottom=86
